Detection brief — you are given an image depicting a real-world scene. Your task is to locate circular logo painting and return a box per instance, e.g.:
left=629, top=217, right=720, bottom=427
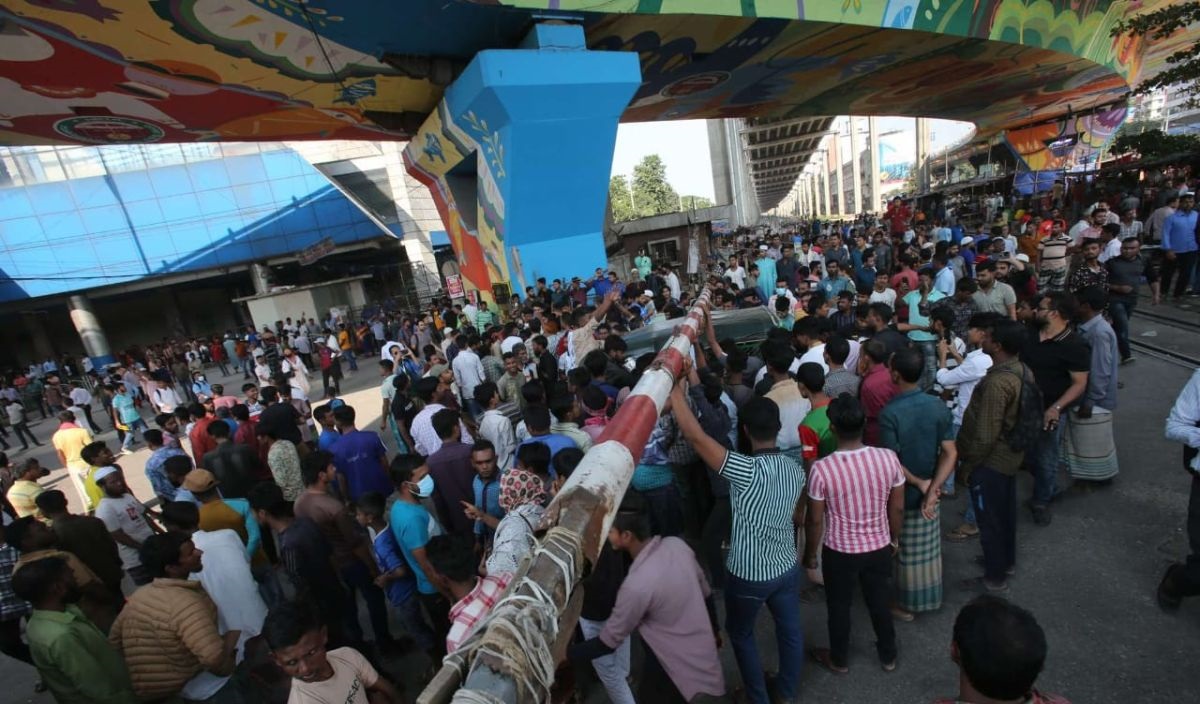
left=53, top=116, right=165, bottom=144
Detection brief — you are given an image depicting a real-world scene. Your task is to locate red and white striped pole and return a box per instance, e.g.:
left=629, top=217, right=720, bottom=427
left=421, top=288, right=715, bottom=704
left=546, top=287, right=712, bottom=559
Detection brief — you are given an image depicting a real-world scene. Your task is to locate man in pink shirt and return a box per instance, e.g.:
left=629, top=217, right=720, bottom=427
left=570, top=496, right=724, bottom=703
left=858, top=339, right=899, bottom=446
left=803, top=394, right=905, bottom=673
left=209, top=384, right=239, bottom=411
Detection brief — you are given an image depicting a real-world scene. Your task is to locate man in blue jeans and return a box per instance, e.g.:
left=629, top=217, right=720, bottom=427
left=1023, top=293, right=1090, bottom=526
left=111, top=382, right=147, bottom=452
left=671, top=385, right=804, bottom=704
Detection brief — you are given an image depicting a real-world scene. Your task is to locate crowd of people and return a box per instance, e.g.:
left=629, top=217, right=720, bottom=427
left=1, top=182, right=1198, bottom=704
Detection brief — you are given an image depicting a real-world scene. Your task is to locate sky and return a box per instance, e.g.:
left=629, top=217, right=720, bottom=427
left=611, top=117, right=975, bottom=201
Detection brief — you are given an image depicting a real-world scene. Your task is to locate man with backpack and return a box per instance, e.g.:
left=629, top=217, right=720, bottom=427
left=955, top=319, right=1038, bottom=593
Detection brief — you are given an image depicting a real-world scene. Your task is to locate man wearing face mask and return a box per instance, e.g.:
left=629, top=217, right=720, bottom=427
left=389, top=454, right=450, bottom=657
left=13, top=556, right=136, bottom=703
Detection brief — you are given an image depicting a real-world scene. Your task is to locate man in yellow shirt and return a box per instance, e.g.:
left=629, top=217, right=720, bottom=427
left=51, top=411, right=93, bottom=513
left=77, top=442, right=114, bottom=514
left=6, top=459, right=47, bottom=519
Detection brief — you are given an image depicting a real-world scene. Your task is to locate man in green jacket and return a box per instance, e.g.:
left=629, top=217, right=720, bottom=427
left=12, top=555, right=136, bottom=703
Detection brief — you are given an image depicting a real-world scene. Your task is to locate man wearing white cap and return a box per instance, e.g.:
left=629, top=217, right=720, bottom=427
left=634, top=290, right=657, bottom=323
left=93, top=466, right=159, bottom=586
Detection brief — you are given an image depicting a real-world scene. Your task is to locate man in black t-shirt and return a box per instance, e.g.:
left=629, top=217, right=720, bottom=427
left=1022, top=292, right=1090, bottom=527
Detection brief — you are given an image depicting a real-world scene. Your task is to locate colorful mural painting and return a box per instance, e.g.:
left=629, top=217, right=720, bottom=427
left=0, top=0, right=1189, bottom=301
left=1003, top=105, right=1129, bottom=173
left=0, top=0, right=1185, bottom=148
left=402, top=23, right=641, bottom=302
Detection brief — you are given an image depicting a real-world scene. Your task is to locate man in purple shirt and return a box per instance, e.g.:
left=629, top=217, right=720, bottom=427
left=426, top=408, right=477, bottom=537
left=329, top=405, right=390, bottom=501
left=570, top=496, right=724, bottom=704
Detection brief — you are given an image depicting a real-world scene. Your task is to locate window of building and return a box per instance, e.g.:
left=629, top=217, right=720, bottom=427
left=647, top=238, right=679, bottom=267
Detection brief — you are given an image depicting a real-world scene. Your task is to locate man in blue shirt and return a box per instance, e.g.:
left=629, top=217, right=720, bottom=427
left=110, top=383, right=146, bottom=452
left=514, top=405, right=575, bottom=469
left=933, top=254, right=956, bottom=296
left=1161, top=191, right=1198, bottom=300
left=313, top=404, right=341, bottom=452
left=389, top=454, right=450, bottom=657
left=329, top=405, right=390, bottom=501
left=817, top=259, right=856, bottom=300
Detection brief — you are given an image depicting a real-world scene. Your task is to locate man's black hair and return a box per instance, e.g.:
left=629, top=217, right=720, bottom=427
left=524, top=405, right=551, bottom=432
left=953, top=596, right=1048, bottom=700
left=516, top=441, right=551, bottom=477
left=796, top=362, right=825, bottom=394
left=332, top=405, right=356, bottom=426
left=989, top=319, right=1027, bottom=355
left=432, top=408, right=460, bottom=440
left=867, top=302, right=894, bottom=324
left=34, top=489, right=68, bottom=515
left=143, top=429, right=164, bottom=447
left=356, top=491, right=387, bottom=520
left=740, top=397, right=782, bottom=443
left=248, top=481, right=292, bottom=518
left=425, top=534, right=478, bottom=584
left=164, top=454, right=193, bottom=478
left=761, top=339, right=795, bottom=375
left=301, top=450, right=333, bottom=487
left=206, top=420, right=230, bottom=439
left=604, top=335, right=627, bottom=353
left=611, top=493, right=651, bottom=540
left=582, top=349, right=609, bottom=379
left=160, top=501, right=200, bottom=531
left=390, top=453, right=427, bottom=487
left=473, top=381, right=498, bottom=408
left=890, top=347, right=924, bottom=384
left=553, top=447, right=585, bottom=479
left=827, top=393, right=867, bottom=440
left=1076, top=285, right=1107, bottom=313
left=139, top=532, right=191, bottom=579
left=11, top=555, right=69, bottom=604
left=263, top=600, right=325, bottom=652
left=825, top=335, right=850, bottom=365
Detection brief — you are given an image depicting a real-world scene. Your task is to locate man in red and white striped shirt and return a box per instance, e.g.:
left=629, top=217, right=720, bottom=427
left=424, top=534, right=511, bottom=653
left=803, top=394, right=905, bottom=674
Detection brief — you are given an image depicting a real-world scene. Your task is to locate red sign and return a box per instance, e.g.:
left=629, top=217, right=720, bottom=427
left=446, top=274, right=465, bottom=299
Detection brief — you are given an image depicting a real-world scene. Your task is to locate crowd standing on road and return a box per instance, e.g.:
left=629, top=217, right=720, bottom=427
left=1, top=185, right=1200, bottom=704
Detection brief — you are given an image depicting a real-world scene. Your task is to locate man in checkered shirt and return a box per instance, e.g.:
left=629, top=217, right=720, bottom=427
left=424, top=534, right=511, bottom=653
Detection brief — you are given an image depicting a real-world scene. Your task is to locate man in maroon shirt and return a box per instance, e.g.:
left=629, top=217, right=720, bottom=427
left=858, top=339, right=899, bottom=447
left=426, top=408, right=477, bottom=537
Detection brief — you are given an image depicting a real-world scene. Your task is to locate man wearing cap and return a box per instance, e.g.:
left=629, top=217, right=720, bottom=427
left=958, top=236, right=977, bottom=278
left=185, top=469, right=264, bottom=565
left=94, top=467, right=159, bottom=586
left=1161, top=191, right=1199, bottom=300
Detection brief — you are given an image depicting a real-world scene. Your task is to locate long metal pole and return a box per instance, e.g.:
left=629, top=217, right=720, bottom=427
left=849, top=116, right=862, bottom=215
left=419, top=290, right=713, bottom=704
left=868, top=116, right=880, bottom=213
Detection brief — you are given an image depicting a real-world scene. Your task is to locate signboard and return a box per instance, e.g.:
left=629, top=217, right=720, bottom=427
left=465, top=289, right=478, bottom=305
left=711, top=219, right=732, bottom=236
left=445, top=274, right=465, bottom=299
left=298, top=237, right=336, bottom=266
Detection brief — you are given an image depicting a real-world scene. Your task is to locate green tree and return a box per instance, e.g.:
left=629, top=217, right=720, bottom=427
left=608, top=175, right=636, bottom=222
left=680, top=195, right=714, bottom=210
left=631, top=154, right=679, bottom=217
left=1110, top=128, right=1200, bottom=160
left=1112, top=3, right=1200, bottom=103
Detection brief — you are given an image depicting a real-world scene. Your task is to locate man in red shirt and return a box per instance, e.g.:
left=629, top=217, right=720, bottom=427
left=886, top=197, right=912, bottom=236
left=187, top=402, right=218, bottom=467
left=858, top=339, right=899, bottom=447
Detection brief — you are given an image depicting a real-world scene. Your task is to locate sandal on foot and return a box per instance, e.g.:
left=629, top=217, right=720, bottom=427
left=945, top=524, right=979, bottom=542
left=808, top=647, right=848, bottom=674
left=881, top=659, right=898, bottom=673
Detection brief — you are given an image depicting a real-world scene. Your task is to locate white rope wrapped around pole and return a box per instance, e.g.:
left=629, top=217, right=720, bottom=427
left=417, top=288, right=713, bottom=704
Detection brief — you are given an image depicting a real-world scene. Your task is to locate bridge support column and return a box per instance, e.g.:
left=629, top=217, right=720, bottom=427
left=68, top=295, right=115, bottom=369
left=404, top=23, right=641, bottom=303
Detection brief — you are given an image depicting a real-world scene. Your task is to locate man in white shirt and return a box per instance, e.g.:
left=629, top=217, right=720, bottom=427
left=473, top=382, right=516, bottom=470
left=1147, top=195, right=1178, bottom=243
left=410, top=378, right=474, bottom=456
left=67, top=382, right=101, bottom=433
left=452, top=335, right=487, bottom=419
left=1098, top=222, right=1122, bottom=264
left=499, top=325, right=524, bottom=356
left=664, top=267, right=682, bottom=301
left=151, top=378, right=182, bottom=414
left=160, top=500, right=266, bottom=702
left=93, top=466, right=157, bottom=585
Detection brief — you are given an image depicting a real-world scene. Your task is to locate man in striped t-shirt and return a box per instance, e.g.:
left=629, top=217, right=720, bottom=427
left=671, top=384, right=804, bottom=704
left=803, top=394, right=905, bottom=673
left=1036, top=220, right=1073, bottom=294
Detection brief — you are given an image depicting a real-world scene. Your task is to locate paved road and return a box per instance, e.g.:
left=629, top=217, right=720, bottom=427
left=4, top=346, right=1200, bottom=703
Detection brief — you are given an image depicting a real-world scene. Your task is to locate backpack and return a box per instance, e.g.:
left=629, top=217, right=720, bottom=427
left=996, top=363, right=1044, bottom=452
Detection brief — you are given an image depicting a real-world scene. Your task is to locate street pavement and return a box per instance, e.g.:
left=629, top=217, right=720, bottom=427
left=4, top=345, right=1200, bottom=703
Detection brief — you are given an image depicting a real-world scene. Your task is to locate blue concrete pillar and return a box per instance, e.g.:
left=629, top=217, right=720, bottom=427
left=68, top=295, right=116, bottom=369
left=404, top=23, right=641, bottom=301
